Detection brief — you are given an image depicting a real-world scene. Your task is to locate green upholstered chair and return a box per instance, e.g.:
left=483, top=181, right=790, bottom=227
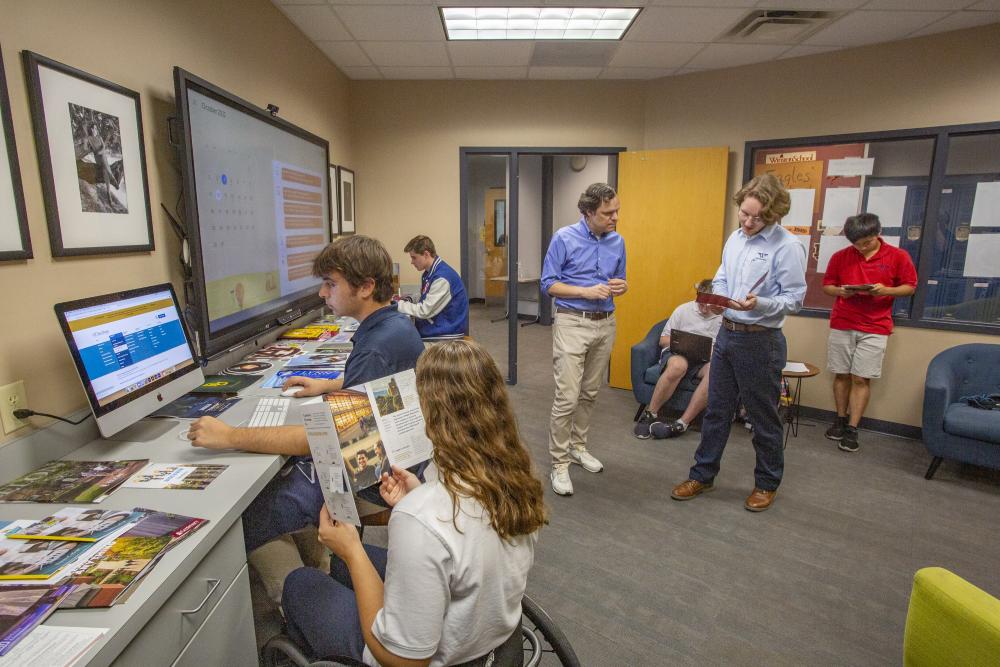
left=903, top=567, right=1000, bottom=666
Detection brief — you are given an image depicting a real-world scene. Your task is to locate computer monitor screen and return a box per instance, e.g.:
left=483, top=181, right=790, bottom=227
left=54, top=283, right=204, bottom=438
left=174, top=68, right=331, bottom=358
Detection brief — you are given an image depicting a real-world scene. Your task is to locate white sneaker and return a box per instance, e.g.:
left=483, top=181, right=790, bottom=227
left=569, top=448, right=604, bottom=473
left=550, top=467, right=573, bottom=496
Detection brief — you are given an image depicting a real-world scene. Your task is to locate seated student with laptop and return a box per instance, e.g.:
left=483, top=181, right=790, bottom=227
left=634, top=280, right=724, bottom=440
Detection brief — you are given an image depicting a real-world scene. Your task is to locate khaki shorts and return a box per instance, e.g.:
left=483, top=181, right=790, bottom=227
left=827, top=328, right=888, bottom=379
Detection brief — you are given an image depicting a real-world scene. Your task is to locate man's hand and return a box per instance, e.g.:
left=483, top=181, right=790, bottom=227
left=836, top=286, right=857, bottom=298
left=378, top=465, right=422, bottom=507
left=187, top=416, right=234, bottom=450
left=580, top=283, right=612, bottom=300
left=317, top=505, right=365, bottom=561
left=729, top=294, right=758, bottom=311
left=281, top=377, right=336, bottom=397
left=608, top=278, right=628, bottom=296
left=867, top=282, right=887, bottom=296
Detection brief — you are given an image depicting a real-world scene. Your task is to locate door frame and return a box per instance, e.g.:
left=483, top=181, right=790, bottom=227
left=459, top=146, right=625, bottom=384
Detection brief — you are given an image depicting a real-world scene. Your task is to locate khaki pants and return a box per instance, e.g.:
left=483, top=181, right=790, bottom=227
left=548, top=312, right=616, bottom=467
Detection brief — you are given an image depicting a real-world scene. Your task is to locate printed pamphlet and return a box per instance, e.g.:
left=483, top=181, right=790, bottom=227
left=122, top=463, right=228, bottom=490
left=0, top=583, right=77, bottom=656
left=6, top=508, right=145, bottom=543
left=0, top=460, right=149, bottom=504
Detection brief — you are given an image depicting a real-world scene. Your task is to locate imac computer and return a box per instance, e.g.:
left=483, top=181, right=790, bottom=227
left=54, top=283, right=204, bottom=438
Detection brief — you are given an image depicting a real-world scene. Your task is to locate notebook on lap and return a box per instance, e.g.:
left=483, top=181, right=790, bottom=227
left=669, top=329, right=713, bottom=364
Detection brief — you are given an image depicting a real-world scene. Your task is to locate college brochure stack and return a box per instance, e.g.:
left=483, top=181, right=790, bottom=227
left=303, top=369, right=433, bottom=525
left=0, top=582, right=77, bottom=657
left=0, top=460, right=148, bottom=504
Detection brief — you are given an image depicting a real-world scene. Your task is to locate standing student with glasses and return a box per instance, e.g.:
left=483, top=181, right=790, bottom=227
left=671, top=173, right=807, bottom=512
left=541, top=182, right=628, bottom=496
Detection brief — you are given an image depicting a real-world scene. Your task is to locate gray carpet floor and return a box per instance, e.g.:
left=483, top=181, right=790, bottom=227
left=470, top=303, right=1000, bottom=666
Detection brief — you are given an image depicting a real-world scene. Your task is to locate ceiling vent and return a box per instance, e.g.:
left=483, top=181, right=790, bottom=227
left=722, top=10, right=840, bottom=44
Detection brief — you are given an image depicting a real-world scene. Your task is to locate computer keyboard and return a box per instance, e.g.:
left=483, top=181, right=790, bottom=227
left=246, top=397, right=290, bottom=427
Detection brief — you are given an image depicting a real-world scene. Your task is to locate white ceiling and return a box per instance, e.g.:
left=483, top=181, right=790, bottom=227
left=272, top=0, right=1000, bottom=80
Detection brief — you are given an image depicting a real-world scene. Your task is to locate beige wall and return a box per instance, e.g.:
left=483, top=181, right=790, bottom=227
left=0, top=0, right=352, bottom=444
left=349, top=79, right=645, bottom=287
left=642, top=24, right=1000, bottom=426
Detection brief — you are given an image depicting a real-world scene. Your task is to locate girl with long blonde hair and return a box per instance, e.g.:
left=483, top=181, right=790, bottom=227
left=282, top=339, right=547, bottom=667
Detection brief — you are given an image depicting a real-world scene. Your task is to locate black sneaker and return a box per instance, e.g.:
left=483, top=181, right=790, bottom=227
left=633, top=409, right=657, bottom=439
left=825, top=416, right=848, bottom=441
left=839, top=426, right=859, bottom=452
left=650, top=419, right=687, bottom=439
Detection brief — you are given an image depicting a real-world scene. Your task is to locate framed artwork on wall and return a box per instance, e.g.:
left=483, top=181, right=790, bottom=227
left=23, top=51, right=154, bottom=257
left=329, top=163, right=341, bottom=236
left=338, top=166, right=355, bottom=234
left=0, top=45, right=32, bottom=261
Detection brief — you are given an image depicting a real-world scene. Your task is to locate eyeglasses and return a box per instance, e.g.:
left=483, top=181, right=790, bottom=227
left=737, top=208, right=765, bottom=224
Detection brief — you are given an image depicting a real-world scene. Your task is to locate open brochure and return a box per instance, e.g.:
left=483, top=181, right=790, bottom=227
left=302, top=369, right=434, bottom=525
left=0, top=460, right=148, bottom=504
left=0, top=583, right=77, bottom=656
left=6, top=508, right=145, bottom=543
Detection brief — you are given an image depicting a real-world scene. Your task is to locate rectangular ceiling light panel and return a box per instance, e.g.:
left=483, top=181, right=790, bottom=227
left=441, top=7, right=640, bottom=40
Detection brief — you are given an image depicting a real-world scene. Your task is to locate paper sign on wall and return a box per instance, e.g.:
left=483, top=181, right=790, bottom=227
left=821, top=187, right=861, bottom=229
left=783, top=189, right=815, bottom=232
left=970, top=182, right=1000, bottom=228
left=817, top=235, right=852, bottom=272
left=827, top=157, right=874, bottom=177
left=866, top=186, right=907, bottom=228
left=964, top=233, right=1000, bottom=278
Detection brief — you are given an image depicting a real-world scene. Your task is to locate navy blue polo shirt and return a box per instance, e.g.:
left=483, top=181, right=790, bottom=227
left=342, top=305, right=424, bottom=388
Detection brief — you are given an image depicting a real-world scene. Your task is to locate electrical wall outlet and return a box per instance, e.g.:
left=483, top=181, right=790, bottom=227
left=0, top=381, right=28, bottom=434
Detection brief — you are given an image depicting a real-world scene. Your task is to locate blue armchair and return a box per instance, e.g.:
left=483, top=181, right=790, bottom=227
left=630, top=318, right=702, bottom=422
left=922, top=343, right=1000, bottom=479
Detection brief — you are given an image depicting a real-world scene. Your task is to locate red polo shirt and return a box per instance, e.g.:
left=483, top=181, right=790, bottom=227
left=823, top=238, right=917, bottom=335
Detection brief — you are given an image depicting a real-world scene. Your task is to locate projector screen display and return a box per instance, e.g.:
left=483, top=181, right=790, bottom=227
left=175, top=69, right=331, bottom=357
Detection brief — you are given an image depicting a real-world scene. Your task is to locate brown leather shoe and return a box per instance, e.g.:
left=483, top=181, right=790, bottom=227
left=744, top=488, right=777, bottom=512
left=671, top=479, right=714, bottom=501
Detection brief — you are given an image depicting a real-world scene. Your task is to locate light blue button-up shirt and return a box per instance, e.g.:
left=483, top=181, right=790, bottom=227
left=714, top=223, right=807, bottom=328
left=541, top=219, right=626, bottom=313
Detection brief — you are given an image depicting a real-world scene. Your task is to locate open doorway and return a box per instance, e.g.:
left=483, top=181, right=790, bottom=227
left=461, top=147, right=624, bottom=384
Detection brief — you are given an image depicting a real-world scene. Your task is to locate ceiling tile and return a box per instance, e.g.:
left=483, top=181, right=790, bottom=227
left=278, top=4, right=353, bottom=41
left=361, top=41, right=450, bottom=67
left=685, top=43, right=789, bottom=68
left=967, top=0, right=1000, bottom=9
left=447, top=42, right=534, bottom=67
left=863, top=0, right=968, bottom=9
left=454, top=66, right=529, bottom=79
left=274, top=0, right=326, bottom=5
left=315, top=41, right=372, bottom=67
left=802, top=10, right=949, bottom=46
left=528, top=66, right=603, bottom=79
left=909, top=11, right=1000, bottom=37
left=754, top=0, right=866, bottom=8
left=609, top=42, right=704, bottom=68
left=328, top=0, right=434, bottom=4
left=599, top=67, right=678, bottom=79
left=332, top=5, right=444, bottom=41
left=541, top=0, right=643, bottom=5
left=778, top=44, right=843, bottom=60
left=652, top=0, right=756, bottom=6
left=380, top=66, right=455, bottom=79
left=625, top=7, right=751, bottom=42
left=340, top=66, right=383, bottom=79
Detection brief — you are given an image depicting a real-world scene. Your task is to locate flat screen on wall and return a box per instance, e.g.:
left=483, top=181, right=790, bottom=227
left=173, top=68, right=331, bottom=358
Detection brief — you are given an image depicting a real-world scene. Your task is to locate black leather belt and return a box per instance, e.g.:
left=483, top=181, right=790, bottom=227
left=723, top=317, right=772, bottom=333
left=557, top=307, right=613, bottom=320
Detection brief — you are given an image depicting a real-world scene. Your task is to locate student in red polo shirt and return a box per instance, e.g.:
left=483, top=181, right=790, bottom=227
left=822, top=213, right=917, bottom=452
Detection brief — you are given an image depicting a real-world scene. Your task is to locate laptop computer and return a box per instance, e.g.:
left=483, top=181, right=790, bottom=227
left=669, top=329, right=714, bottom=364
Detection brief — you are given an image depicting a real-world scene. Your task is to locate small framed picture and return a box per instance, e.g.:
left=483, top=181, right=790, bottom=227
left=338, top=166, right=355, bottom=234
left=0, top=46, right=31, bottom=261
left=329, top=163, right=341, bottom=236
left=23, top=51, right=153, bottom=257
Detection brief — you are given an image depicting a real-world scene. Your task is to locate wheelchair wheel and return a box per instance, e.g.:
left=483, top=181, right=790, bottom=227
left=521, top=595, right=581, bottom=667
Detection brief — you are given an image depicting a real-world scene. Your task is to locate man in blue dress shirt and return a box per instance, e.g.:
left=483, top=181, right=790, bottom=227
left=541, top=183, right=628, bottom=496
left=671, top=174, right=806, bottom=512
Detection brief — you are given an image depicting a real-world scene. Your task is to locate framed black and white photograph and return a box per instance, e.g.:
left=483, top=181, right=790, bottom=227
left=329, top=163, right=341, bottom=236
left=338, top=166, right=355, bottom=234
left=0, top=46, right=31, bottom=261
left=23, top=51, right=153, bottom=257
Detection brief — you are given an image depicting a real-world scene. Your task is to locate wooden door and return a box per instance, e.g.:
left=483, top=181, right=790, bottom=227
left=484, top=187, right=507, bottom=298
left=609, top=147, right=730, bottom=389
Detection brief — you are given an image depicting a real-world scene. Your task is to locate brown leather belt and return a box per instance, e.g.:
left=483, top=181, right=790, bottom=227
left=557, top=307, right=613, bottom=320
left=723, top=317, right=772, bottom=333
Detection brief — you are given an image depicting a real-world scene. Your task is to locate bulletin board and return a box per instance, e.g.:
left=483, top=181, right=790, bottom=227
left=751, top=143, right=867, bottom=310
